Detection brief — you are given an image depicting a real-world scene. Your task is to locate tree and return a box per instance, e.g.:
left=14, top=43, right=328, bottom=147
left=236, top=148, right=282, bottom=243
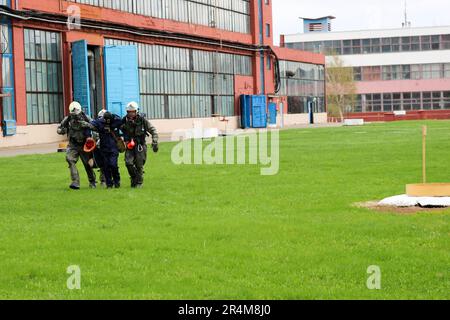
left=326, top=55, right=357, bottom=121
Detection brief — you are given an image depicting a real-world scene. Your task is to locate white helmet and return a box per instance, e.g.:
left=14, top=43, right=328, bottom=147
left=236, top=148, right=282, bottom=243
left=126, top=101, right=139, bottom=112
left=98, top=109, right=107, bottom=118
left=69, top=101, right=82, bottom=115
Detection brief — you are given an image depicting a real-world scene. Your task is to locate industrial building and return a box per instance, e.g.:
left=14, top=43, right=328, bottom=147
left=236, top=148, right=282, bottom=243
left=0, top=0, right=326, bottom=147
left=282, top=17, right=450, bottom=122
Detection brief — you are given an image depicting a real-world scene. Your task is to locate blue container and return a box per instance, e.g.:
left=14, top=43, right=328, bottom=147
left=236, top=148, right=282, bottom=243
left=240, top=95, right=267, bottom=129
left=240, top=95, right=251, bottom=129
left=251, top=95, right=267, bottom=128
left=2, top=119, right=16, bottom=136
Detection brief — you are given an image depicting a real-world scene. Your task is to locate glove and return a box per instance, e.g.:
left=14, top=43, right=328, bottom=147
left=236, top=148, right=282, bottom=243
left=127, top=139, right=136, bottom=150
left=79, top=121, right=91, bottom=128
left=152, top=142, right=159, bottom=153
left=57, top=127, right=66, bottom=135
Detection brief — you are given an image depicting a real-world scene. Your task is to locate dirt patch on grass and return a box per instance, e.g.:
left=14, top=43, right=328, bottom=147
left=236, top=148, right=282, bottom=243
left=354, top=201, right=448, bottom=215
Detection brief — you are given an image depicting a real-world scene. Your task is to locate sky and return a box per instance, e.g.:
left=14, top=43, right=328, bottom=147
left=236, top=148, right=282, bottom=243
left=272, top=0, right=450, bottom=45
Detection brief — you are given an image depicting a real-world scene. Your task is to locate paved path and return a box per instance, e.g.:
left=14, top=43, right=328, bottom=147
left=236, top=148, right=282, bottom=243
left=279, top=123, right=342, bottom=130
left=0, top=142, right=62, bottom=158
left=0, top=133, right=174, bottom=158
left=0, top=124, right=342, bottom=157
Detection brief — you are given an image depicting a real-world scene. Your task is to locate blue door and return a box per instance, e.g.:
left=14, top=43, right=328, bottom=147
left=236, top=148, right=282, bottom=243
left=72, top=40, right=91, bottom=116
left=104, top=45, right=140, bottom=117
left=251, top=95, right=267, bottom=128
left=268, top=102, right=277, bottom=125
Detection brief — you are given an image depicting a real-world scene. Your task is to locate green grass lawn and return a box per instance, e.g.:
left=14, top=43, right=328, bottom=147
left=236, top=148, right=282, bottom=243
left=0, top=120, right=448, bottom=299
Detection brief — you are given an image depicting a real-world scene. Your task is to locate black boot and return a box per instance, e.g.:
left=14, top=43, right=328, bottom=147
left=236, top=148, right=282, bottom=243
left=70, top=183, right=80, bottom=190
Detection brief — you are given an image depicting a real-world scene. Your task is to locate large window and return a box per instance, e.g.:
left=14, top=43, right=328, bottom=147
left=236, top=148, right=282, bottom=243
left=421, top=35, right=441, bottom=50
left=383, top=93, right=392, bottom=111
left=288, top=33, right=450, bottom=55
left=444, top=92, right=450, bottom=109
left=357, top=91, right=450, bottom=112
left=361, top=66, right=381, bottom=81
left=1, top=21, right=14, bottom=128
left=70, top=0, right=251, bottom=34
left=353, top=63, right=450, bottom=81
left=444, top=63, right=450, bottom=78
left=279, top=60, right=325, bottom=114
left=106, top=39, right=252, bottom=119
left=381, top=38, right=391, bottom=53
left=443, top=35, right=450, bottom=49
left=24, top=29, right=64, bottom=124
left=422, top=64, right=441, bottom=79
left=412, top=92, right=421, bottom=110
left=422, top=92, right=432, bottom=109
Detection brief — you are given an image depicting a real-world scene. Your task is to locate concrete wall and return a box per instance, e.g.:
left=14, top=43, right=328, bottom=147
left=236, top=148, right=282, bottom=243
left=0, top=113, right=328, bottom=148
left=0, top=118, right=239, bottom=148
left=152, top=117, right=241, bottom=135
left=284, top=113, right=328, bottom=126
left=0, top=124, right=66, bottom=148
left=357, top=78, right=450, bottom=94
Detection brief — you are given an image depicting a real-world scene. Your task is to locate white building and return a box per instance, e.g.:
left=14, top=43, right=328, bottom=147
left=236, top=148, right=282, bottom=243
left=282, top=25, right=450, bottom=121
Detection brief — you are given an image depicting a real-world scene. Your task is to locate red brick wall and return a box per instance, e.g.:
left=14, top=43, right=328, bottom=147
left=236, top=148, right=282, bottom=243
left=10, top=0, right=327, bottom=124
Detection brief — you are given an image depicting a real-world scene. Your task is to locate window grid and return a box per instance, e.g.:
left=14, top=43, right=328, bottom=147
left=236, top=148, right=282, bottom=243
left=351, top=63, right=450, bottom=81
left=69, top=0, right=251, bottom=34
left=279, top=60, right=326, bottom=114
left=287, top=33, right=450, bottom=55
left=355, top=91, right=450, bottom=112
left=24, top=29, right=64, bottom=125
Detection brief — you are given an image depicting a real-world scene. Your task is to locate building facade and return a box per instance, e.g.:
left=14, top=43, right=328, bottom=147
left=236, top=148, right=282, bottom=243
left=0, top=0, right=325, bottom=147
left=282, top=24, right=450, bottom=122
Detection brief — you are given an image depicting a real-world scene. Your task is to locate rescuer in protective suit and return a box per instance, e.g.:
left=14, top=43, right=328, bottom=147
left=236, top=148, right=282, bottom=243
left=88, top=109, right=124, bottom=189
left=57, top=101, right=96, bottom=190
left=121, top=101, right=159, bottom=188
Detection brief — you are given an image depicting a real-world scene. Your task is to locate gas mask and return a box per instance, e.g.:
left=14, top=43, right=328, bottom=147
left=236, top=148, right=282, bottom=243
left=104, top=112, right=113, bottom=133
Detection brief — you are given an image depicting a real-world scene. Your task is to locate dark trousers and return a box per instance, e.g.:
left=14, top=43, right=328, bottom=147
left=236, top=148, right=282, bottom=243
left=125, top=144, right=147, bottom=185
left=100, top=151, right=120, bottom=187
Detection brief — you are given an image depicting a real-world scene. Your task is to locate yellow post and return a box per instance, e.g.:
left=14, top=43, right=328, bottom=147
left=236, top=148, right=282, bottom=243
left=422, top=125, right=427, bottom=184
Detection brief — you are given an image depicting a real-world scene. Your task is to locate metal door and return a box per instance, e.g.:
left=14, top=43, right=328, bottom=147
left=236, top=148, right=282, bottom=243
left=72, top=40, right=91, bottom=116
left=104, top=45, right=140, bottom=117
left=251, top=95, right=267, bottom=128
